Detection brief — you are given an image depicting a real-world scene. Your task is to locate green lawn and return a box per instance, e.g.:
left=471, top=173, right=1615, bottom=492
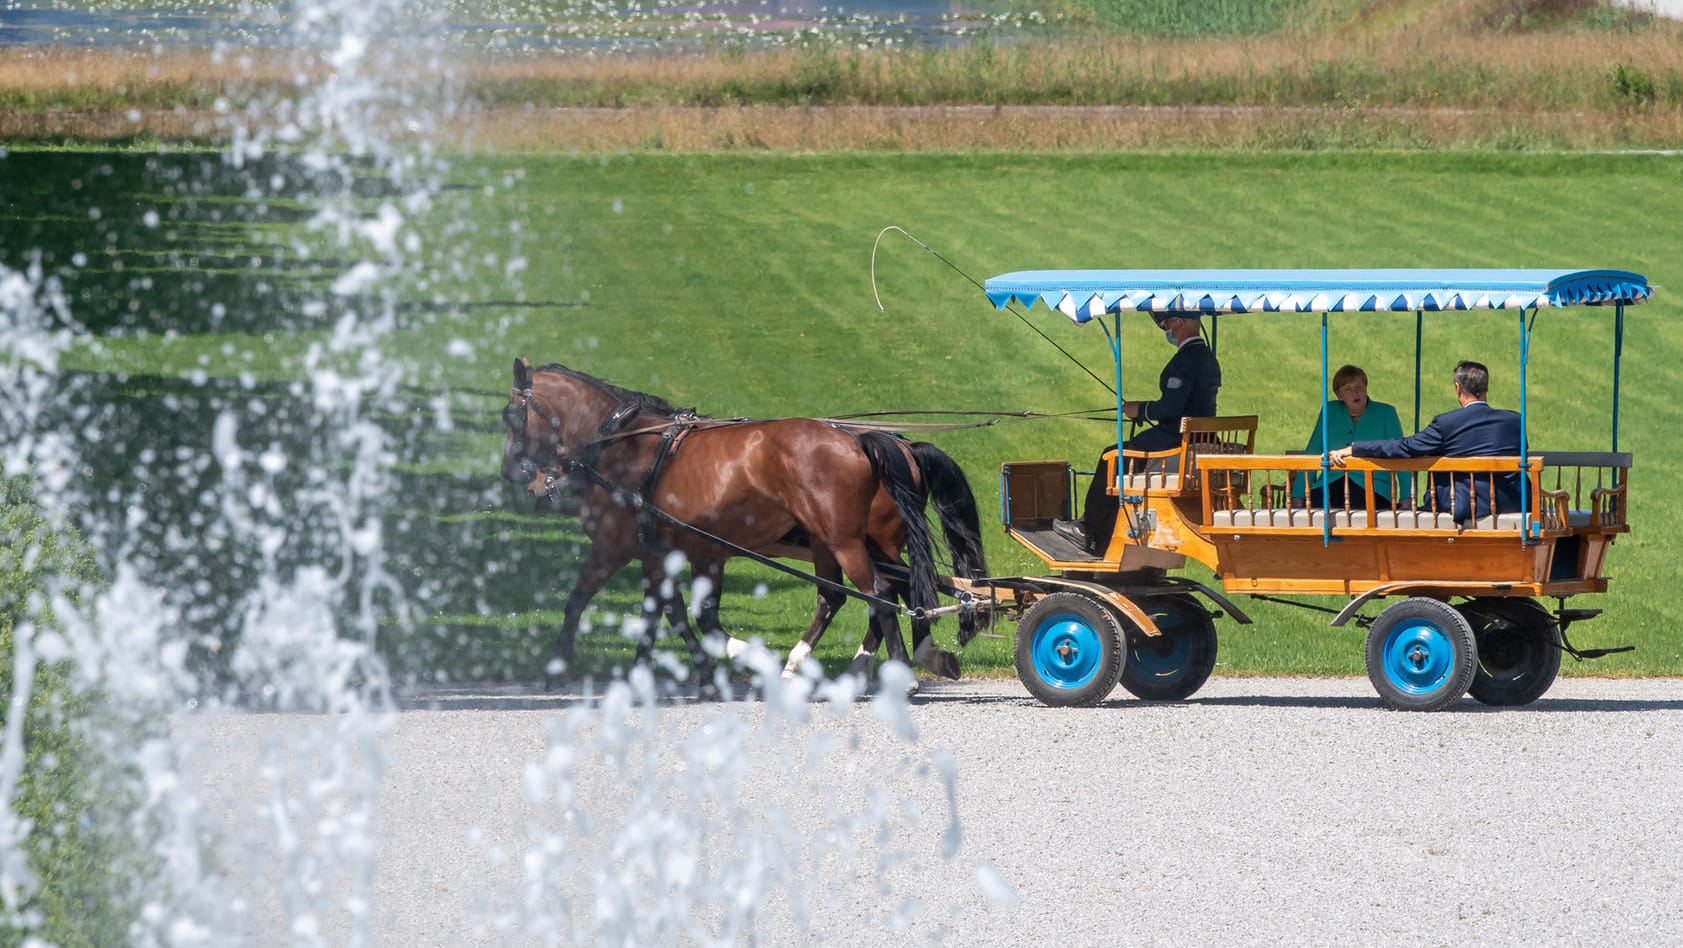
left=9, top=148, right=1683, bottom=681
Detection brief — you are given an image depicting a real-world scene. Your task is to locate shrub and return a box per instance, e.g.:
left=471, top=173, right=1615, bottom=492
left=0, top=477, right=139, bottom=946
left=1613, top=61, right=1658, bottom=105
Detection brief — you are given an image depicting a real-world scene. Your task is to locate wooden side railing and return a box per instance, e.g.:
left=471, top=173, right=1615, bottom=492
left=1533, top=451, right=1631, bottom=532
left=1194, top=452, right=1631, bottom=534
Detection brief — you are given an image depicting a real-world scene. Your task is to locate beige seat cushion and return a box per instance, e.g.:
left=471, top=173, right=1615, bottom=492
left=1310, top=510, right=1368, bottom=528
left=1470, top=512, right=1529, bottom=531
left=1121, top=472, right=1182, bottom=491
left=1375, top=511, right=1458, bottom=530
left=1211, top=508, right=1311, bottom=528
left=1210, top=509, right=1465, bottom=530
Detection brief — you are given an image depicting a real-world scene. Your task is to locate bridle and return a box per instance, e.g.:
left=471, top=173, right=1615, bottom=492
left=504, top=386, right=568, bottom=494
left=505, top=386, right=677, bottom=500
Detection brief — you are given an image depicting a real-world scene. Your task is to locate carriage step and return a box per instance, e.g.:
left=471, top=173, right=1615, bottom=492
left=1569, top=645, right=1636, bottom=660
left=1556, top=608, right=1632, bottom=662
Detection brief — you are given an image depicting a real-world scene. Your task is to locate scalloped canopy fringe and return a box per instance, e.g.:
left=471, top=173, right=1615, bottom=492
left=983, top=269, right=1654, bottom=322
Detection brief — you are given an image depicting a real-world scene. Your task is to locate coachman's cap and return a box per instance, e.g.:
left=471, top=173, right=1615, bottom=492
left=1151, top=311, right=1198, bottom=326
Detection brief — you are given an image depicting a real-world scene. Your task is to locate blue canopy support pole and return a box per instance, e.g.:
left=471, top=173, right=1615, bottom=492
left=1613, top=301, right=1625, bottom=457
left=1111, top=312, right=1125, bottom=503
left=1320, top=313, right=1332, bottom=547
left=1413, top=311, right=1424, bottom=431
left=1518, top=306, right=1534, bottom=540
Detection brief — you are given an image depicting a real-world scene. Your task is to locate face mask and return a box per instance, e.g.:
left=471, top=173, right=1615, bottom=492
left=1164, top=329, right=1178, bottom=346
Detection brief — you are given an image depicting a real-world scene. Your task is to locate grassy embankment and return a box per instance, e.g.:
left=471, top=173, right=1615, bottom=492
left=2, top=0, right=1682, bottom=149
left=16, top=148, right=1677, bottom=681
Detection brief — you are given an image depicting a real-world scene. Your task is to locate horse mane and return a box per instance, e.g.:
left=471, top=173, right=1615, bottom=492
left=535, top=363, right=699, bottom=419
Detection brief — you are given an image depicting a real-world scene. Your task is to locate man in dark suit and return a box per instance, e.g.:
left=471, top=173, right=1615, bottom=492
left=1329, top=360, right=1522, bottom=523
left=1053, top=311, right=1221, bottom=552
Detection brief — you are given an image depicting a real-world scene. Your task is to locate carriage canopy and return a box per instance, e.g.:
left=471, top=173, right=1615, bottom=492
left=983, top=268, right=1654, bottom=322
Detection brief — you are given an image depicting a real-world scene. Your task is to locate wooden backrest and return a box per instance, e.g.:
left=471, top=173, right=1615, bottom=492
left=1183, top=416, right=1257, bottom=503
left=1182, top=415, right=1258, bottom=454
left=1114, top=415, right=1258, bottom=498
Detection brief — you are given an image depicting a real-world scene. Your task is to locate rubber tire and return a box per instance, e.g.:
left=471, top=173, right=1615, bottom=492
left=1014, top=592, right=1124, bottom=708
left=1459, top=598, right=1562, bottom=707
left=1364, top=597, right=1478, bottom=712
left=1117, top=594, right=1219, bottom=702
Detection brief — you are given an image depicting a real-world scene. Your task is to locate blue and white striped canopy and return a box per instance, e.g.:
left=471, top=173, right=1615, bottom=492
left=983, top=268, right=1653, bottom=322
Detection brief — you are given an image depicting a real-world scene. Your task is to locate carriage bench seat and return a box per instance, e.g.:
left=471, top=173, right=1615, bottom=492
left=1122, top=471, right=1182, bottom=491
left=1210, top=509, right=1529, bottom=530
left=1112, top=415, right=1259, bottom=497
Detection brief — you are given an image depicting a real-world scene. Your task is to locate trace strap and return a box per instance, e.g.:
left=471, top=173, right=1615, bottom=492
left=549, top=456, right=926, bottom=621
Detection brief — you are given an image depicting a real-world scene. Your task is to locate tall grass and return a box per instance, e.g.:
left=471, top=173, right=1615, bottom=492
left=4, top=7, right=1683, bottom=141
left=452, top=32, right=1683, bottom=110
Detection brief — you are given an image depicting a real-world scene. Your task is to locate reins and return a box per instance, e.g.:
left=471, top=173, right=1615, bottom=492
left=570, top=408, right=1119, bottom=448
left=819, top=407, right=1118, bottom=433
left=871, top=225, right=1116, bottom=397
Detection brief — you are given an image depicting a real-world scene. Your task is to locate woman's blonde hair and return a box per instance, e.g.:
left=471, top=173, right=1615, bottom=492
left=1332, top=364, right=1367, bottom=394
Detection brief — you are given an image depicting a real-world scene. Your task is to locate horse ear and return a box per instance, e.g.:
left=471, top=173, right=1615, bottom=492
left=513, top=356, right=532, bottom=391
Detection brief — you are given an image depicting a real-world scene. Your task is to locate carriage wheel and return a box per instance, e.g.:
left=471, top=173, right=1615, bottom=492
left=1014, top=592, right=1124, bottom=708
left=1117, top=594, right=1219, bottom=702
left=1364, top=597, right=1477, bottom=712
left=1458, top=598, right=1562, bottom=707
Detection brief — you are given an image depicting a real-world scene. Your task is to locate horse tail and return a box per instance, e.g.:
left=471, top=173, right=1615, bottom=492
left=908, top=441, right=989, bottom=646
left=855, top=430, right=939, bottom=631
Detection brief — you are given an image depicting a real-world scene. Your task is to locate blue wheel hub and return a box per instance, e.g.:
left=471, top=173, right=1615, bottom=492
left=1031, top=612, right=1102, bottom=689
left=1380, top=619, right=1455, bottom=695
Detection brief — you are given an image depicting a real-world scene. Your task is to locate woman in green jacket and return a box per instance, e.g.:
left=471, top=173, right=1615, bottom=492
left=1293, top=364, right=1411, bottom=510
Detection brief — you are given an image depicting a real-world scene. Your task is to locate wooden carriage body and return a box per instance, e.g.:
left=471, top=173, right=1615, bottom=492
left=1002, top=417, right=1628, bottom=608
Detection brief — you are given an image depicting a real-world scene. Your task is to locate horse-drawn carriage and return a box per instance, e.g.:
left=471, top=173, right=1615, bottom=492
left=501, top=266, right=1650, bottom=712
left=966, top=268, right=1650, bottom=711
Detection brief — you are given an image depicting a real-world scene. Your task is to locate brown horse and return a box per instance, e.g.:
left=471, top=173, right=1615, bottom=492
left=500, top=358, right=985, bottom=691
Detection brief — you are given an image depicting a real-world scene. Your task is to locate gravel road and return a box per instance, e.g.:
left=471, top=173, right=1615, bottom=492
left=171, top=675, right=1683, bottom=946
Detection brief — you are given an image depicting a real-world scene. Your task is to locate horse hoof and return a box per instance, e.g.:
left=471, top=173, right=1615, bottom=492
left=921, top=648, right=961, bottom=681
left=844, top=653, right=874, bottom=683
left=936, top=649, right=962, bottom=680
left=544, top=658, right=571, bottom=692
left=912, top=638, right=962, bottom=681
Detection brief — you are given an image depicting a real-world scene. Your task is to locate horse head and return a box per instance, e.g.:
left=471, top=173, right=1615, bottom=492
left=500, top=357, right=679, bottom=502
left=501, top=356, right=570, bottom=498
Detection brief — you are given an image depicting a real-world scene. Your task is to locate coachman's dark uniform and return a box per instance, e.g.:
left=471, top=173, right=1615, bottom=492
left=1073, top=336, right=1222, bottom=548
